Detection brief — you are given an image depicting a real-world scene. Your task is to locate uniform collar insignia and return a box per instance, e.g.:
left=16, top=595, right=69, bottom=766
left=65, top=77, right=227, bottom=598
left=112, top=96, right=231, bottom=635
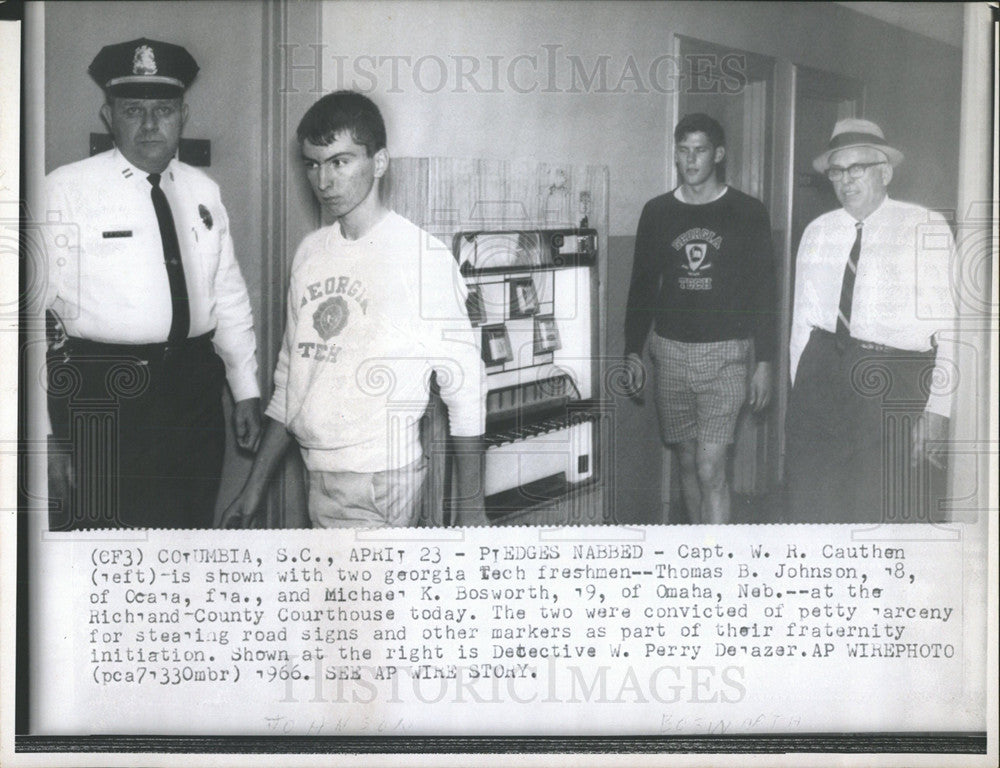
left=112, top=148, right=176, bottom=182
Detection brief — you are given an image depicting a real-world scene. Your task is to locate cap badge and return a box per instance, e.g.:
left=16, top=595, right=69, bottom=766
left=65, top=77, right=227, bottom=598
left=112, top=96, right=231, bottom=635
left=132, top=45, right=158, bottom=76
left=198, top=204, right=213, bottom=230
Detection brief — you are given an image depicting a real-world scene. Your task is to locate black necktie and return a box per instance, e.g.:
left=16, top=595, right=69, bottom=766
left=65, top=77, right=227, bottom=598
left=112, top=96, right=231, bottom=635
left=147, top=173, right=190, bottom=342
left=836, top=221, right=863, bottom=337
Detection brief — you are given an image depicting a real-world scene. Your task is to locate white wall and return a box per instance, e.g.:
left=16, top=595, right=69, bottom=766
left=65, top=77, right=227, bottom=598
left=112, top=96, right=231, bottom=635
left=317, top=0, right=962, bottom=237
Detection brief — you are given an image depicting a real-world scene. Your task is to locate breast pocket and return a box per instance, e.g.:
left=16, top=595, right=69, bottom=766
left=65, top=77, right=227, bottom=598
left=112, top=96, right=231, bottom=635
left=73, top=220, right=162, bottom=314
left=83, top=220, right=152, bottom=279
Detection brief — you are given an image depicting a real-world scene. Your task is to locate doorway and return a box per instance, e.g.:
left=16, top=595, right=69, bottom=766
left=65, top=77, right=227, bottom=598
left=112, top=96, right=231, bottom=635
left=791, top=67, right=865, bottom=257
left=777, top=66, right=865, bottom=480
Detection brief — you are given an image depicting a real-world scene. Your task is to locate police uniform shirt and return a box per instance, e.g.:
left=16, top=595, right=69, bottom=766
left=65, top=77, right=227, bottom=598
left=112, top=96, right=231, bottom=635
left=44, top=148, right=260, bottom=403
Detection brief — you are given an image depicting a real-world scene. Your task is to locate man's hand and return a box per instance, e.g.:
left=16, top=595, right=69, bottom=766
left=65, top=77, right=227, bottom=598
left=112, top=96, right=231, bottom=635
left=220, top=486, right=265, bottom=529
left=217, top=417, right=295, bottom=528
left=624, top=353, right=646, bottom=404
left=912, top=411, right=949, bottom=470
left=233, top=397, right=262, bottom=452
left=748, top=361, right=772, bottom=413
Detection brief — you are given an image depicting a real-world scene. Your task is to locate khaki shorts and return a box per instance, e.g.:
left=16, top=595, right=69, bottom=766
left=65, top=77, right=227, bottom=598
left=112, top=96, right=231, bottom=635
left=307, top=457, right=428, bottom=529
left=649, top=336, right=750, bottom=445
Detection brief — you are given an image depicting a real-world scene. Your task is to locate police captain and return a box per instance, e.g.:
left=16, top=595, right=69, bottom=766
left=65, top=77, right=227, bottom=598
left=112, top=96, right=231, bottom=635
left=44, top=38, right=261, bottom=529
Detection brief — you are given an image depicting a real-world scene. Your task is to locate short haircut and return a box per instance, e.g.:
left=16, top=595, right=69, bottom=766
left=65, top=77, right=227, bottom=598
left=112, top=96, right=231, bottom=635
left=674, top=113, right=725, bottom=148
left=296, top=90, right=386, bottom=156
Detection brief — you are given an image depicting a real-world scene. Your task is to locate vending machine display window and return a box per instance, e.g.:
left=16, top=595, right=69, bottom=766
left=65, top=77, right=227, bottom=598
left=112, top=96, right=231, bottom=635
left=509, top=277, right=539, bottom=318
left=533, top=315, right=561, bottom=355
left=481, top=325, right=513, bottom=366
left=465, top=285, right=487, bottom=326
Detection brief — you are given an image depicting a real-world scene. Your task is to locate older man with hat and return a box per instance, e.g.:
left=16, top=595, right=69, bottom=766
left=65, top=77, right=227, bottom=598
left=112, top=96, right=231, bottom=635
left=44, top=38, right=261, bottom=529
left=785, top=118, right=956, bottom=524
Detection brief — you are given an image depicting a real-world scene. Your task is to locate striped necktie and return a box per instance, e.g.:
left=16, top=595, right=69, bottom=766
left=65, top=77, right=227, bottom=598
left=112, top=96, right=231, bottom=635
left=836, top=221, right=863, bottom=337
left=147, top=173, right=190, bottom=342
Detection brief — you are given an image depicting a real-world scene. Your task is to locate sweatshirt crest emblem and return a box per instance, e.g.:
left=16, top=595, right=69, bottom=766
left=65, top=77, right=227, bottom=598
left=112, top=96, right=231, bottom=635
left=313, top=296, right=349, bottom=340
left=684, top=242, right=709, bottom=273
left=132, top=45, right=158, bottom=75
left=198, top=204, right=213, bottom=230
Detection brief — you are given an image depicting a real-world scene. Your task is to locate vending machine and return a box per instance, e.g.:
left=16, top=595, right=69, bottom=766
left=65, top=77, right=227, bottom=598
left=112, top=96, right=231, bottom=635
left=447, top=228, right=605, bottom=524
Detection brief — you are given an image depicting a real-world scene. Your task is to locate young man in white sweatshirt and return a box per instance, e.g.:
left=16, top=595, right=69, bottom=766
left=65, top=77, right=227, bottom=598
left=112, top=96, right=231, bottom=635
left=223, top=91, right=487, bottom=528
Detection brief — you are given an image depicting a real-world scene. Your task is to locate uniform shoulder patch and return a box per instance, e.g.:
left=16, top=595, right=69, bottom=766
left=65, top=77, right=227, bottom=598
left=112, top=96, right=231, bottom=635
left=198, top=204, right=213, bottom=230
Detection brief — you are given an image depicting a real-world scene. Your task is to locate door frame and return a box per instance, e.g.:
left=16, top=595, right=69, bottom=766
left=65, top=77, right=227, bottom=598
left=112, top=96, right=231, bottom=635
left=780, top=66, right=865, bottom=480
left=660, top=34, right=788, bottom=516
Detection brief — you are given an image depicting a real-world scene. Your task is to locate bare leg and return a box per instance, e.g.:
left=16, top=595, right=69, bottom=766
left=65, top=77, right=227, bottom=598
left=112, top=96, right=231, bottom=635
left=697, top=441, right=731, bottom=524
left=674, top=439, right=702, bottom=523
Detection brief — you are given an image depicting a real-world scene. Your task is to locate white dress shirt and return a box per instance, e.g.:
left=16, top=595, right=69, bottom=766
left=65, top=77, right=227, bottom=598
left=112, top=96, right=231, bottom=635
left=790, top=197, right=956, bottom=417
left=44, top=149, right=259, bottom=402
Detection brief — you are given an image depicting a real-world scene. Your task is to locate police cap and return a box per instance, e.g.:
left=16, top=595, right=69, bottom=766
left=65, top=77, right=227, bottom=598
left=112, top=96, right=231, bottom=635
left=89, top=37, right=199, bottom=99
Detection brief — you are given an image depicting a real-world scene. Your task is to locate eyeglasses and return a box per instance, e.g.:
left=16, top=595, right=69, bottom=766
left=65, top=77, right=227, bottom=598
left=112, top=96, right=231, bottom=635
left=826, top=162, right=885, bottom=181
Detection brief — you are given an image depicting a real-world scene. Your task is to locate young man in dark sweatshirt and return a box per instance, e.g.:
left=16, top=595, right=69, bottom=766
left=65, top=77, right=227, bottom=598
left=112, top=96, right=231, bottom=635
left=623, top=113, right=776, bottom=524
